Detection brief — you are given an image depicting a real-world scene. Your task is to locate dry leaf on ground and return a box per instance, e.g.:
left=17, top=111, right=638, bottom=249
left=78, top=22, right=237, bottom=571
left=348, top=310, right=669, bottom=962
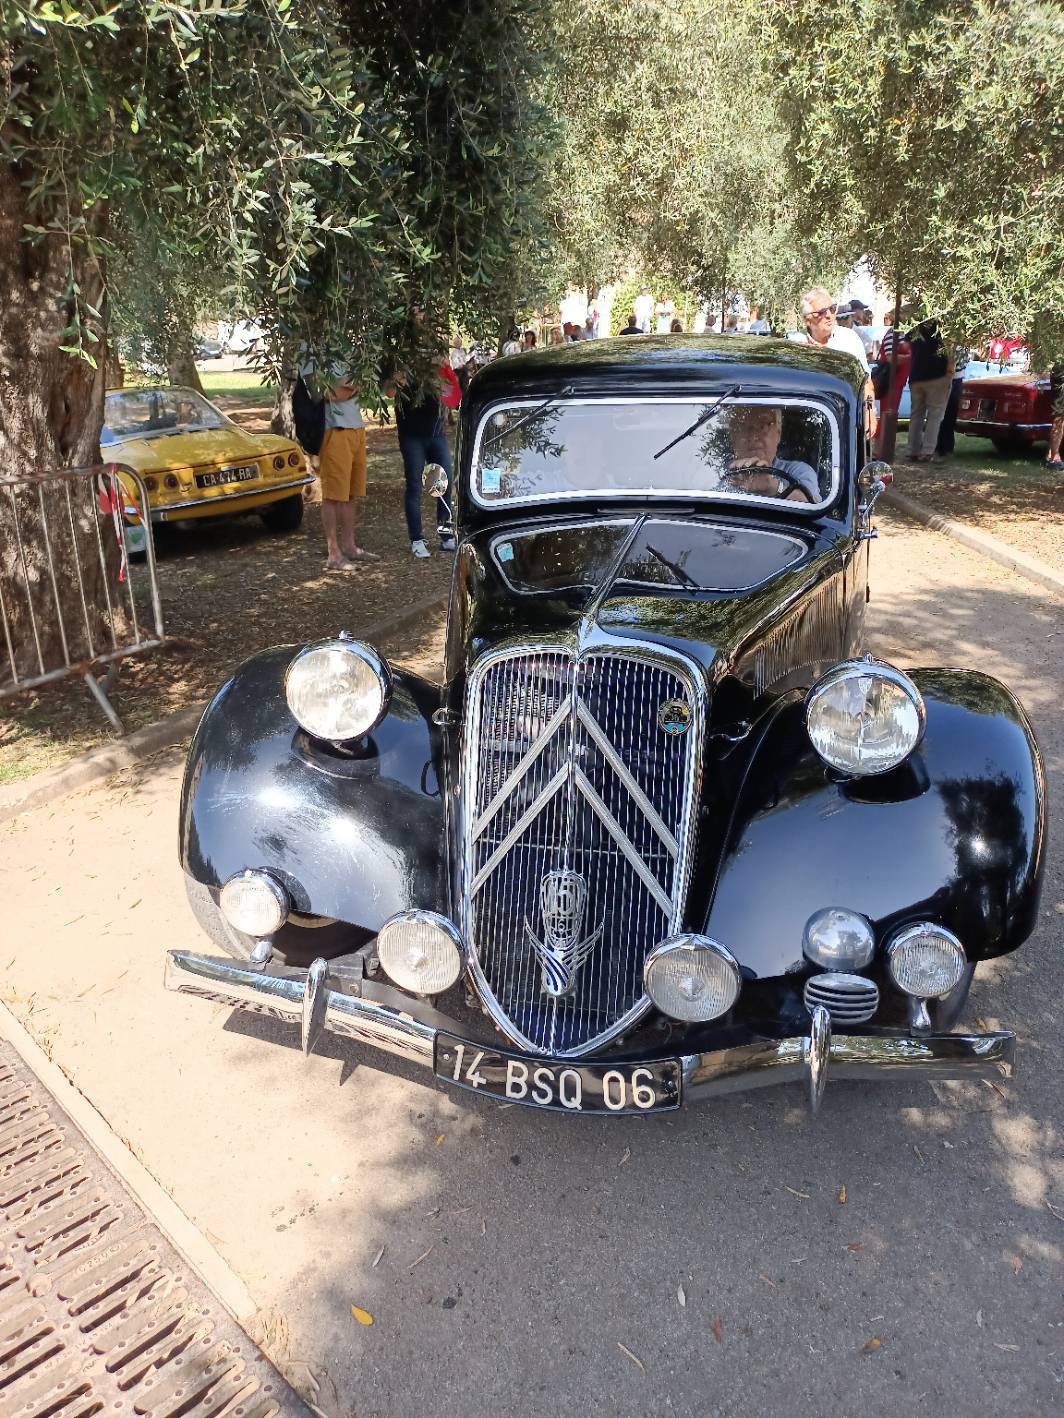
left=350, top=1305, right=374, bottom=1326
left=837, top=1184, right=847, bottom=1204
left=677, top=1284, right=686, bottom=1308
left=860, top=1336, right=883, bottom=1354
left=617, top=1342, right=645, bottom=1372
left=711, top=1315, right=722, bottom=1344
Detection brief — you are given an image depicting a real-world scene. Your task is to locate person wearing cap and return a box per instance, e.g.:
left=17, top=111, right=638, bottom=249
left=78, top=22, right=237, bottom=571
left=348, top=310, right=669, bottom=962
left=799, top=286, right=877, bottom=436
left=905, top=316, right=954, bottom=461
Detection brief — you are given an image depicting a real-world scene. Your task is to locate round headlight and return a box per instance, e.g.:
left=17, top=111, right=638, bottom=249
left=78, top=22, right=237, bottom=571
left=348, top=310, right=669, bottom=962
left=219, top=870, right=288, bottom=938
left=377, top=911, right=463, bottom=995
left=285, top=638, right=390, bottom=742
left=886, top=923, right=966, bottom=998
left=803, top=907, right=875, bottom=970
left=644, top=935, right=742, bottom=1023
left=806, top=659, right=925, bottom=776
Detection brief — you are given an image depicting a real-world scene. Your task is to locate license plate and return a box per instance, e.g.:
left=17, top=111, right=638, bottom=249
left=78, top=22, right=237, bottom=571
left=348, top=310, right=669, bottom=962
left=195, top=464, right=259, bottom=489
left=435, top=1034, right=681, bottom=1113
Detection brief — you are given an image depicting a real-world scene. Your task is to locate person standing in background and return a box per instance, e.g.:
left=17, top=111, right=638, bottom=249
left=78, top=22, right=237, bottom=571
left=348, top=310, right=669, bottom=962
left=905, top=317, right=954, bottom=461
left=634, top=286, right=654, bottom=333
left=934, top=344, right=970, bottom=460
left=381, top=339, right=456, bottom=560
left=799, top=286, right=877, bottom=438
left=1046, top=365, right=1064, bottom=468
left=314, top=368, right=377, bottom=572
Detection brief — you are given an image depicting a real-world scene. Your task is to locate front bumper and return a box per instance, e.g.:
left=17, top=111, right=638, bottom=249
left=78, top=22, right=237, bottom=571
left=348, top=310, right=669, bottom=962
left=164, top=950, right=1015, bottom=1114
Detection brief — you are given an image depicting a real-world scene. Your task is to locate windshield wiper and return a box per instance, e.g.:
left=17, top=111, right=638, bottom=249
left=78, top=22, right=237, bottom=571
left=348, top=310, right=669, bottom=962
left=645, top=543, right=701, bottom=590
left=482, top=385, right=574, bottom=450
left=652, top=384, right=740, bottom=460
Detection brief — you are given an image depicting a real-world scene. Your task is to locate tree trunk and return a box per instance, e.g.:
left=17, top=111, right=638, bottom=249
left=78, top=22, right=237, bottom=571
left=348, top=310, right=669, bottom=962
left=270, top=380, right=297, bottom=440
left=166, top=351, right=205, bottom=393
left=0, top=164, right=125, bottom=690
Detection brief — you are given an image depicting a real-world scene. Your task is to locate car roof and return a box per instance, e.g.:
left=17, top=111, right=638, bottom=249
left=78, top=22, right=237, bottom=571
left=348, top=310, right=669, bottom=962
left=466, top=334, right=866, bottom=410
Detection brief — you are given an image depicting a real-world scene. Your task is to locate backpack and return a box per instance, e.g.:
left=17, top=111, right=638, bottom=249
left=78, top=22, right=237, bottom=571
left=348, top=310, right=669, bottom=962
left=292, top=373, right=326, bottom=457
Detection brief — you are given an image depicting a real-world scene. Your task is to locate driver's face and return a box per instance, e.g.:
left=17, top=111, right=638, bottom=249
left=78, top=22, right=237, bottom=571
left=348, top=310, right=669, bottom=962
left=730, top=412, right=781, bottom=466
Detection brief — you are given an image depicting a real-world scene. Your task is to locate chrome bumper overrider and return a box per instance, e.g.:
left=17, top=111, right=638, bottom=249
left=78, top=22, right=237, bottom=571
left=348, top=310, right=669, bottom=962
left=164, top=950, right=1015, bottom=1113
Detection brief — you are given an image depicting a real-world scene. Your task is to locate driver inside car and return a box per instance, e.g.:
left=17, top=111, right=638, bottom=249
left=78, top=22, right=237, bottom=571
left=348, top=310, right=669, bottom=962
left=722, top=406, right=818, bottom=503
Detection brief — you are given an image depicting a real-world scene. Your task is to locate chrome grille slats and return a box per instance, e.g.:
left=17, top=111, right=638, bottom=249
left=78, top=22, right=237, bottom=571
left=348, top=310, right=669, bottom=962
left=803, top=972, right=880, bottom=1024
left=464, top=646, right=699, bottom=1056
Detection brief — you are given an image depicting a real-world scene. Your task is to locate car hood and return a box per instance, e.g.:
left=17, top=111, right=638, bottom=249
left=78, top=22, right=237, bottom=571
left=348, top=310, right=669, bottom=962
left=103, top=427, right=293, bottom=473
left=458, top=513, right=837, bottom=683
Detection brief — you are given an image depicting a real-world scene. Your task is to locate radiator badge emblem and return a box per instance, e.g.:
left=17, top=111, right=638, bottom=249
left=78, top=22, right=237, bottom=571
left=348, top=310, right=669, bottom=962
left=525, top=868, right=604, bottom=998
left=658, top=698, right=691, bottom=736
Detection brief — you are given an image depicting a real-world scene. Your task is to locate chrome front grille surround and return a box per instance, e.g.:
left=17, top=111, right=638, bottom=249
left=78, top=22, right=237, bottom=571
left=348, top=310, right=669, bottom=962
left=463, top=645, right=702, bottom=1056
left=804, top=971, right=880, bottom=1024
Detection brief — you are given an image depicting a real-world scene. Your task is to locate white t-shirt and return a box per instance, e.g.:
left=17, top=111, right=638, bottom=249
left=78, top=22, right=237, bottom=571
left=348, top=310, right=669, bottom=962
left=805, top=325, right=870, bottom=374
left=634, top=294, right=654, bottom=331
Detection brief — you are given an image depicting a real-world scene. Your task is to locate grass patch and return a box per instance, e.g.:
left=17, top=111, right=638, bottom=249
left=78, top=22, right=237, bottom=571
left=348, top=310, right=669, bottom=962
left=199, top=368, right=277, bottom=403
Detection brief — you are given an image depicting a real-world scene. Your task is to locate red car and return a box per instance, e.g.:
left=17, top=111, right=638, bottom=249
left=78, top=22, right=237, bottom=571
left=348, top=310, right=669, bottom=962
left=957, top=370, right=1056, bottom=454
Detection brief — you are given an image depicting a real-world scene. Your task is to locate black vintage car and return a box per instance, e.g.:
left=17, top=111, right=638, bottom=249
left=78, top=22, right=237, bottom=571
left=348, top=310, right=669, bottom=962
left=166, top=337, right=1046, bottom=1115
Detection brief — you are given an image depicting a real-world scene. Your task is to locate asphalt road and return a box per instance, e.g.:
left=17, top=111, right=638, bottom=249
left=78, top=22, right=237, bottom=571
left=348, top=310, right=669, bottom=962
left=1, top=510, right=1060, bottom=1417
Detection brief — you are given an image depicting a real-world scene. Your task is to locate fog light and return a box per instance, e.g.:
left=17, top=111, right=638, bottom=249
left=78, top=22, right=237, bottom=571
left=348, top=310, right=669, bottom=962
left=886, top=923, right=966, bottom=998
left=219, top=870, right=288, bottom=938
left=803, top=908, right=875, bottom=970
left=377, top=911, right=463, bottom=995
left=644, top=935, right=741, bottom=1023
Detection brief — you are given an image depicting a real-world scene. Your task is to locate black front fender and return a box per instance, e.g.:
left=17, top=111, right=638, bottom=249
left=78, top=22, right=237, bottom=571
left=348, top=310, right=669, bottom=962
left=704, top=669, right=1046, bottom=978
left=179, top=647, right=447, bottom=929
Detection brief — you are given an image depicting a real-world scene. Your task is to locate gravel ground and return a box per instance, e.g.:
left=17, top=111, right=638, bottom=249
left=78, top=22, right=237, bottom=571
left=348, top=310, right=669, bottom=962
left=893, top=433, right=1064, bottom=573
left=0, top=509, right=1060, bottom=1418
left=0, top=407, right=452, bottom=782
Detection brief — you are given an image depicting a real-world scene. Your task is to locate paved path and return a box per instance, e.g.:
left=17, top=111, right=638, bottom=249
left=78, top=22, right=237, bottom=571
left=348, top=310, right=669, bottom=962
left=1, top=511, right=1061, bottom=1417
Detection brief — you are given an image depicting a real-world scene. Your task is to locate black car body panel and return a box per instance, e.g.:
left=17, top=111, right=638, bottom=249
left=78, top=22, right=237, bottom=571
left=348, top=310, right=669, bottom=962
left=170, top=336, right=1046, bottom=1111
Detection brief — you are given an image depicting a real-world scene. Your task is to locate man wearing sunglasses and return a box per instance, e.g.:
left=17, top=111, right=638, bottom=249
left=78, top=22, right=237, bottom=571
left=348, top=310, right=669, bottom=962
left=799, top=286, right=877, bottom=436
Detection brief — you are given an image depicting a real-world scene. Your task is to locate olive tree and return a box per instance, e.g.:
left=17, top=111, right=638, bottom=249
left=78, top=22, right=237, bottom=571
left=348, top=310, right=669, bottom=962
left=767, top=0, right=1064, bottom=364
left=0, top=0, right=555, bottom=678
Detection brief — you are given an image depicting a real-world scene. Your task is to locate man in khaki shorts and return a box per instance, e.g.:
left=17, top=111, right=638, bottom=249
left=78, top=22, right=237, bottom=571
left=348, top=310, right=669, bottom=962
left=319, top=372, right=378, bottom=571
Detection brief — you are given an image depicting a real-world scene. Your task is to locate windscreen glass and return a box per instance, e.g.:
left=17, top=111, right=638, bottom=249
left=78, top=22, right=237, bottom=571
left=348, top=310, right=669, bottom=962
left=473, top=398, right=838, bottom=509
left=102, top=388, right=231, bottom=446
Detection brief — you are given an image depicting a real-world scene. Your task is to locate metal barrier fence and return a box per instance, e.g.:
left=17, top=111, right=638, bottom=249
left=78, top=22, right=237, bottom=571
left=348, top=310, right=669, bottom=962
left=0, top=463, right=164, bottom=732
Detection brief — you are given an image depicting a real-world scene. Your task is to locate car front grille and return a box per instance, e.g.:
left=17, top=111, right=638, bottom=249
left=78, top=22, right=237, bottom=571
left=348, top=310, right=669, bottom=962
left=803, top=971, right=880, bottom=1024
left=464, top=647, right=700, bottom=1056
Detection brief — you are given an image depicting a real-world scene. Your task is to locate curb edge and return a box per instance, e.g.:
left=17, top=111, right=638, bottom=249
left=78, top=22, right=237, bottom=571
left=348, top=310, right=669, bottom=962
left=883, top=489, right=1064, bottom=599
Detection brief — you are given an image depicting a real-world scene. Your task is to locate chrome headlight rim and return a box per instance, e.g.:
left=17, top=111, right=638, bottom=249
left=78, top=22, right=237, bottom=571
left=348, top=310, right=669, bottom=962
left=376, top=909, right=465, bottom=996
left=219, top=868, right=289, bottom=939
left=805, top=657, right=926, bottom=777
left=885, top=921, right=967, bottom=999
left=644, top=934, right=742, bottom=1024
left=284, top=636, right=391, bottom=743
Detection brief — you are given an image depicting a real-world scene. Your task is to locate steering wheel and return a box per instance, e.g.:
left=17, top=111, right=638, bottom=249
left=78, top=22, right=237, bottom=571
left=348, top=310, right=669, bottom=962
left=721, top=463, right=810, bottom=500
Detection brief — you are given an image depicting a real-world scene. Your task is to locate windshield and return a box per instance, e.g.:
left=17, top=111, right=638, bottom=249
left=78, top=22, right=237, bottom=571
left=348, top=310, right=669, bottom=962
left=472, top=397, right=839, bottom=510
left=102, top=388, right=231, bottom=446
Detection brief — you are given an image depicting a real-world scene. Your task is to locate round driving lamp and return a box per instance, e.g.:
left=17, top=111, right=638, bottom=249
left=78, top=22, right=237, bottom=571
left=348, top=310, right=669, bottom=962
left=644, top=935, right=742, bottom=1023
left=886, top=923, right=966, bottom=998
left=219, top=869, right=288, bottom=938
left=803, top=907, right=875, bottom=970
left=285, top=638, right=391, bottom=743
left=806, top=659, right=925, bottom=776
left=376, top=911, right=463, bottom=995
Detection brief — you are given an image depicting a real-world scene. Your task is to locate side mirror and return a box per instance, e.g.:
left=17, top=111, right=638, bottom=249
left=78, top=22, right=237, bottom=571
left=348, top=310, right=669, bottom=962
left=859, top=459, right=893, bottom=510
left=423, top=463, right=449, bottom=499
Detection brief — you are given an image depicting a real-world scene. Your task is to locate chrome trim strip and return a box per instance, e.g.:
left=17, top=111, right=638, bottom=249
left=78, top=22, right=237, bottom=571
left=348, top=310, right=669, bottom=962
left=575, top=699, right=678, bottom=857
left=165, top=949, right=1016, bottom=1107
left=471, top=698, right=573, bottom=841
left=469, top=762, right=570, bottom=898
left=469, top=394, right=841, bottom=514
left=573, top=766, right=673, bottom=916
left=152, top=474, right=313, bottom=519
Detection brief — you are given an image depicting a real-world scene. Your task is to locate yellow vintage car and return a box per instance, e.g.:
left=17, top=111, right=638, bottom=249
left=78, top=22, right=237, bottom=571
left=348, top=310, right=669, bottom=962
left=103, top=386, right=313, bottom=534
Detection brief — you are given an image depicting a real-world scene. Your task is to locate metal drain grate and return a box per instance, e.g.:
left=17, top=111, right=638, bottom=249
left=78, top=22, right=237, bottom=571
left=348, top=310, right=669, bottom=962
left=0, top=1043, right=311, bottom=1418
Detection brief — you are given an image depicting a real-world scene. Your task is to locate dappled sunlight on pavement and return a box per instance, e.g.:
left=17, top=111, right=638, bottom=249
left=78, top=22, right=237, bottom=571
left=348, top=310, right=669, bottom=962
left=0, top=510, right=1060, bottom=1414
